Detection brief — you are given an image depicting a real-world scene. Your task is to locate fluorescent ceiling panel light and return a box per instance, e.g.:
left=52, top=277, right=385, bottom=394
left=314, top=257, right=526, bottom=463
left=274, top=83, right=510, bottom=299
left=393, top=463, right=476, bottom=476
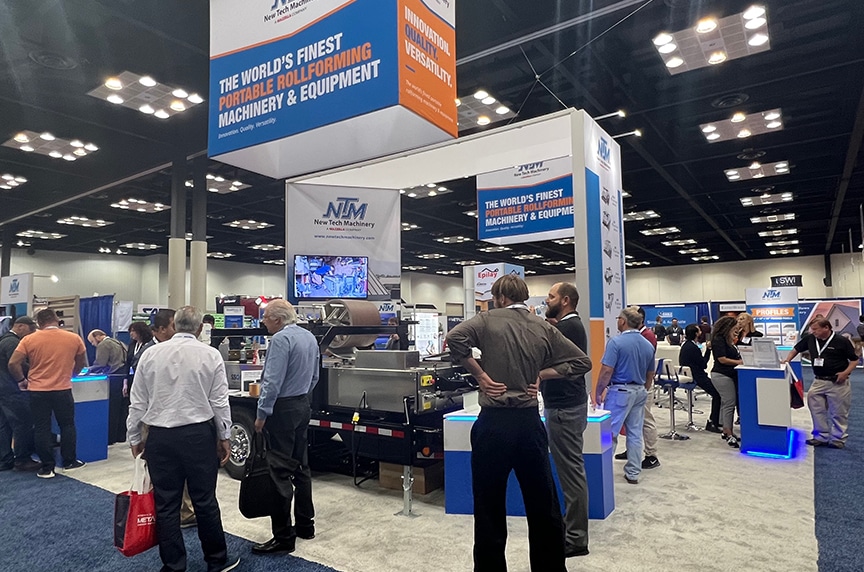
left=454, top=260, right=482, bottom=266
left=435, top=236, right=471, bottom=244
left=699, top=108, right=783, bottom=143
left=553, top=238, right=575, bottom=245
left=17, top=230, right=66, bottom=240
left=402, top=184, right=453, bottom=199
left=401, top=222, right=420, bottom=231
left=0, top=173, right=27, bottom=191
left=541, top=260, right=569, bottom=266
left=248, top=244, right=283, bottom=251
left=692, top=255, right=720, bottom=261
left=640, top=226, right=680, bottom=236
left=416, top=253, right=447, bottom=259
left=456, top=89, right=516, bottom=131
left=402, top=265, right=428, bottom=271
left=57, top=216, right=113, bottom=228
left=661, top=239, right=697, bottom=246
left=623, top=210, right=660, bottom=222
left=679, top=248, right=710, bottom=254
left=186, top=175, right=251, bottom=194
left=88, top=71, right=204, bottom=119
left=626, top=261, right=651, bottom=267
left=223, top=219, right=273, bottom=230
left=724, top=160, right=791, bottom=182
left=513, top=254, right=544, bottom=260
left=121, top=242, right=160, bottom=250
left=765, top=240, right=799, bottom=247
left=110, top=198, right=169, bottom=213
left=436, top=270, right=460, bottom=275
left=463, top=210, right=478, bottom=218
left=654, top=6, right=771, bottom=75
left=2, top=130, right=99, bottom=160
left=478, top=245, right=511, bottom=253
left=262, top=259, right=285, bottom=265
left=739, top=192, right=793, bottom=206
left=208, top=252, right=235, bottom=259
left=750, top=213, right=796, bottom=224
left=769, top=249, right=800, bottom=255
left=758, top=228, right=798, bottom=237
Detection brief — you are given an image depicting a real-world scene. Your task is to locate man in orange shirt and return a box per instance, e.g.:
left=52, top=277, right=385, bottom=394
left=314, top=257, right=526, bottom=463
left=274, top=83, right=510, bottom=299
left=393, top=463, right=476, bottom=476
left=9, top=309, right=87, bottom=479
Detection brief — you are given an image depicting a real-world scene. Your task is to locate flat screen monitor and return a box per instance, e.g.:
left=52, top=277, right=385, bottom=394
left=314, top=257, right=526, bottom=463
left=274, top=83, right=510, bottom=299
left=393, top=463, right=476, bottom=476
left=294, top=255, right=369, bottom=300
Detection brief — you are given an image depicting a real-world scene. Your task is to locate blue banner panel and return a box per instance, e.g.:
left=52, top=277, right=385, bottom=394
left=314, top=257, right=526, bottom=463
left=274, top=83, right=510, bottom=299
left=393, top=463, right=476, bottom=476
left=209, top=1, right=398, bottom=156
left=477, top=175, right=575, bottom=242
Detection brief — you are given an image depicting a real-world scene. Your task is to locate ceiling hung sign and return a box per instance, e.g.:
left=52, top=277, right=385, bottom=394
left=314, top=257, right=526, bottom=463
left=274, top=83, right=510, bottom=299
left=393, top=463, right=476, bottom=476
left=208, top=0, right=457, bottom=179
left=770, top=275, right=803, bottom=288
left=476, top=156, right=575, bottom=246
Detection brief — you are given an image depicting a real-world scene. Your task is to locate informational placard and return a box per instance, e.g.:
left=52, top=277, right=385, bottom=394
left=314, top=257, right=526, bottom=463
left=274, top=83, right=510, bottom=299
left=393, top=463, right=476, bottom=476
left=0, top=272, right=33, bottom=305
left=411, top=309, right=440, bottom=357
left=476, top=156, right=575, bottom=245
left=209, top=0, right=456, bottom=179
left=286, top=183, right=401, bottom=302
left=470, top=263, right=525, bottom=302
left=745, top=287, right=799, bottom=345
left=224, top=306, right=245, bottom=328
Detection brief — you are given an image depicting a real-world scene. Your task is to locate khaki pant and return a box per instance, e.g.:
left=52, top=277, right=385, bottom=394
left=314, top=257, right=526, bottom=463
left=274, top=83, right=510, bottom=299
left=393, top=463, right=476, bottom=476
left=142, top=425, right=195, bottom=520
left=807, top=378, right=852, bottom=444
left=642, top=397, right=657, bottom=456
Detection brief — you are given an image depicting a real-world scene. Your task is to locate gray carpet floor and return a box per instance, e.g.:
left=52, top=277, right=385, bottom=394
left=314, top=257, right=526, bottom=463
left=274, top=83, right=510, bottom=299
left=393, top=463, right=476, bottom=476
left=54, top=386, right=821, bottom=572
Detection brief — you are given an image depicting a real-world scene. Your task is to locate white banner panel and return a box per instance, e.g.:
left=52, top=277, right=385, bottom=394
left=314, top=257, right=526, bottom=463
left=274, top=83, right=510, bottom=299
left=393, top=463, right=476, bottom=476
left=286, top=183, right=401, bottom=300
left=0, top=272, right=33, bottom=305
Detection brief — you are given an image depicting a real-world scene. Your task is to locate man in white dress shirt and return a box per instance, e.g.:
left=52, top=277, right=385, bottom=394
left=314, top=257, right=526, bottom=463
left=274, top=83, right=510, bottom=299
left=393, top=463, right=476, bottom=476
left=127, top=306, right=239, bottom=572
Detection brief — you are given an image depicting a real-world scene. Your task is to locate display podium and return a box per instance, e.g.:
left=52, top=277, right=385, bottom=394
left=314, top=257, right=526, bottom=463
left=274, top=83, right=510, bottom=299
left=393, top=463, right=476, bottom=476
left=69, top=374, right=110, bottom=462
left=443, top=405, right=615, bottom=519
left=736, top=365, right=796, bottom=458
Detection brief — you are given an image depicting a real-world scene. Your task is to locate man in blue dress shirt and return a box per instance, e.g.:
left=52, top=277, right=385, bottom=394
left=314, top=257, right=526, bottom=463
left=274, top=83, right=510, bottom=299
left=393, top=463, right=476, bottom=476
left=253, top=299, right=320, bottom=555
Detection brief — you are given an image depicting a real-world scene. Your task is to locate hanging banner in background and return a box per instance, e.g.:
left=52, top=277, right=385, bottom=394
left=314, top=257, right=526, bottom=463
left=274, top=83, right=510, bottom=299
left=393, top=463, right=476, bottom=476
left=745, top=287, right=799, bottom=346
left=285, top=183, right=401, bottom=302
left=209, top=0, right=456, bottom=179
left=476, top=156, right=575, bottom=245
left=771, top=275, right=803, bottom=288
left=581, top=114, right=625, bottom=350
left=638, top=304, right=699, bottom=328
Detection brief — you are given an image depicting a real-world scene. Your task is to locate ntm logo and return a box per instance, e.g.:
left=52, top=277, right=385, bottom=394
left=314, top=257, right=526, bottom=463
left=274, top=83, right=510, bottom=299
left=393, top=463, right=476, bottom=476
left=762, top=290, right=782, bottom=300
left=8, top=279, right=19, bottom=294
left=598, top=138, right=611, bottom=164
left=516, top=162, right=544, bottom=173
left=324, top=197, right=367, bottom=220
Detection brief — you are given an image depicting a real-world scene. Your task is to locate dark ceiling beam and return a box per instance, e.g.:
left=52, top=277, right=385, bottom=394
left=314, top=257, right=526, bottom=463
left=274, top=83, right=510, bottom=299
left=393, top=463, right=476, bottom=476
left=824, top=81, right=864, bottom=252
left=626, top=139, right=747, bottom=259
left=456, top=0, right=647, bottom=66
left=625, top=240, right=674, bottom=264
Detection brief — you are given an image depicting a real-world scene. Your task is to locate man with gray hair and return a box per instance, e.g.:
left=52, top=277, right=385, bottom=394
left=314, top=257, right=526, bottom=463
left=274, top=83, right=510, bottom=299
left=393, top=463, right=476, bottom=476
left=252, top=299, right=320, bottom=556
left=592, top=306, right=656, bottom=484
left=128, top=306, right=239, bottom=572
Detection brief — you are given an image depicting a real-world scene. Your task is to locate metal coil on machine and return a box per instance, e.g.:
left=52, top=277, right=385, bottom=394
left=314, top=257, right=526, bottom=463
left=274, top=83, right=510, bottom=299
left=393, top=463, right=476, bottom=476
left=323, top=299, right=381, bottom=350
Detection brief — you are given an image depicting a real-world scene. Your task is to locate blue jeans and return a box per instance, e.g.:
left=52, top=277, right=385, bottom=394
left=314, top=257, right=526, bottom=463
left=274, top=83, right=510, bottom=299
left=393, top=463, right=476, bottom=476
left=606, top=385, right=648, bottom=481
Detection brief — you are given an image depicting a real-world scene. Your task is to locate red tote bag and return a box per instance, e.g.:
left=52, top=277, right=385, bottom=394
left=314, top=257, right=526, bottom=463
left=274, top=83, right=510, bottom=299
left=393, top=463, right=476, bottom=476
left=114, top=455, right=158, bottom=557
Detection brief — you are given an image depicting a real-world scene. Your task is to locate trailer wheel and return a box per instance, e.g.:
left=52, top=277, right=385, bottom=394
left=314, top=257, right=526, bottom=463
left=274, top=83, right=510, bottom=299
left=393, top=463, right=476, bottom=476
left=225, top=409, right=254, bottom=480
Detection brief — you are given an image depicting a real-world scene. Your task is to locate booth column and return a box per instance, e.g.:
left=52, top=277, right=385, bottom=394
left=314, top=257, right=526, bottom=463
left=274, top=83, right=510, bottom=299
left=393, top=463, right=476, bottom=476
left=168, top=156, right=187, bottom=309
left=189, top=156, right=208, bottom=310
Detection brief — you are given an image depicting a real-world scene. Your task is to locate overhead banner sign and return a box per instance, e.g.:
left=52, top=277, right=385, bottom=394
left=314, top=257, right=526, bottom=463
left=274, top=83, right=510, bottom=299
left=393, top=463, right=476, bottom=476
left=285, top=183, right=401, bottom=302
left=770, top=275, right=803, bottom=288
left=209, top=0, right=457, bottom=179
left=745, top=287, right=799, bottom=345
left=476, top=156, right=575, bottom=245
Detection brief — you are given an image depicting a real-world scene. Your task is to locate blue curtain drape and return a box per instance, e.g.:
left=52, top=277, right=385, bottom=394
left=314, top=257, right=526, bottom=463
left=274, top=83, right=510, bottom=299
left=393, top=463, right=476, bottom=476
left=79, top=295, right=115, bottom=365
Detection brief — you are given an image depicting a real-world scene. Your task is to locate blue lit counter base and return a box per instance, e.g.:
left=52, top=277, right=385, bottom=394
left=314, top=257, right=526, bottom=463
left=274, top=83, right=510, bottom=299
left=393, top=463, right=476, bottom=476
left=69, top=374, right=110, bottom=463
left=736, top=365, right=796, bottom=459
left=443, top=406, right=615, bottom=519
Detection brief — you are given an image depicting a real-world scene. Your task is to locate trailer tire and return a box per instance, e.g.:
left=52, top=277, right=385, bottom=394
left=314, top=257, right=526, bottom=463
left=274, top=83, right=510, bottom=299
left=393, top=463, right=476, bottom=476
left=225, top=408, right=255, bottom=480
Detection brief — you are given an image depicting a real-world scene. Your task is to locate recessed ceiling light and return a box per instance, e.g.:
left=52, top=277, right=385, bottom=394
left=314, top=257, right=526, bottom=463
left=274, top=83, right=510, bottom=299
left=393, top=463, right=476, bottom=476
left=737, top=129, right=752, bottom=138
left=765, top=240, right=799, bottom=247
left=3, top=131, right=100, bottom=160
left=89, top=71, right=204, bottom=119
left=658, top=43, right=677, bottom=54
left=473, top=90, right=489, bottom=100
left=702, top=125, right=717, bottom=133
left=666, top=57, right=684, bottom=68
left=766, top=120, right=782, bottom=128
left=706, top=133, right=721, bottom=140
left=435, top=236, right=472, bottom=244
left=224, top=219, right=273, bottom=230
left=105, top=77, right=123, bottom=90
left=248, top=244, right=283, bottom=251
left=481, top=96, right=496, bottom=105
left=640, top=226, right=680, bottom=236
left=744, top=17, right=766, bottom=30
left=764, top=111, right=781, bottom=121
left=454, top=98, right=461, bottom=107
left=172, top=89, right=188, bottom=98
left=749, top=161, right=761, bottom=169
left=170, top=100, right=186, bottom=112
left=417, top=253, right=447, bottom=260
left=679, top=248, right=710, bottom=254
left=13, top=133, right=29, bottom=143
left=20, top=145, right=34, bottom=152
left=743, top=5, right=766, bottom=20
left=62, top=154, right=76, bottom=161
left=208, top=252, right=235, bottom=259
left=750, top=213, right=796, bottom=224
left=139, top=76, right=157, bottom=87
left=513, top=254, right=544, bottom=260
left=154, top=110, right=170, bottom=119
left=731, top=112, right=747, bottom=123
left=436, top=270, right=461, bottom=276
left=696, top=18, right=718, bottom=34
left=262, top=259, right=285, bottom=265
left=758, top=228, right=797, bottom=237
left=653, top=33, right=674, bottom=46
left=748, top=33, right=769, bottom=47
left=495, top=106, right=510, bottom=115
left=107, top=94, right=124, bottom=104
left=48, top=151, right=63, bottom=158
left=692, top=255, right=720, bottom=261
left=40, top=132, right=55, bottom=141
left=626, top=261, right=651, bottom=267
left=454, top=260, right=482, bottom=266
left=110, top=198, right=170, bottom=214
left=407, top=192, right=417, bottom=198
left=478, top=245, right=511, bottom=253
left=707, top=51, right=727, bottom=65
left=477, top=116, right=491, bottom=126
left=139, top=104, right=155, bottom=114
left=553, top=237, right=575, bottom=245
left=121, top=242, right=160, bottom=250
left=541, top=260, right=569, bottom=266
left=402, top=265, right=428, bottom=271
left=187, top=94, right=204, bottom=104
left=769, top=249, right=800, bottom=255
left=73, top=148, right=87, bottom=156
left=622, top=210, right=660, bottom=222
left=661, top=239, right=697, bottom=246
left=17, top=230, right=66, bottom=240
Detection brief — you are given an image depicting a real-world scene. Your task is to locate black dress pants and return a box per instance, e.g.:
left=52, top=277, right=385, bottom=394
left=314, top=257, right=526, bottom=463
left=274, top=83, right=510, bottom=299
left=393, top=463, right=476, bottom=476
left=145, top=422, right=228, bottom=572
left=30, top=389, right=76, bottom=470
left=0, top=390, right=35, bottom=465
left=266, top=395, right=315, bottom=544
left=470, top=407, right=566, bottom=572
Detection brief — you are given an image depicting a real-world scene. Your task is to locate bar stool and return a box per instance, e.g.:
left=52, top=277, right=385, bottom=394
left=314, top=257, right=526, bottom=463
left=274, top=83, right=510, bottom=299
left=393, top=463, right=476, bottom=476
left=676, top=366, right=702, bottom=432
left=660, top=361, right=689, bottom=441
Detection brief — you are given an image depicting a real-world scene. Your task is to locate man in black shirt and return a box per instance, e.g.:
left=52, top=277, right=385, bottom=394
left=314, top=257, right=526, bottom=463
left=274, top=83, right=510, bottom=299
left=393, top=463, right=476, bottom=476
left=783, top=318, right=857, bottom=449
left=652, top=316, right=666, bottom=342
left=540, top=282, right=589, bottom=558
left=666, top=318, right=683, bottom=346
left=0, top=317, right=40, bottom=471
left=678, top=324, right=722, bottom=432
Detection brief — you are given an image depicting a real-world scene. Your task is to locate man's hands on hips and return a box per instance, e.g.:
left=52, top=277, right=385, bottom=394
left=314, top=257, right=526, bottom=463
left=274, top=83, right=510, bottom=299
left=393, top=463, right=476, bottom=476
left=254, top=418, right=266, bottom=433
left=477, top=372, right=507, bottom=397
left=218, top=439, right=230, bottom=467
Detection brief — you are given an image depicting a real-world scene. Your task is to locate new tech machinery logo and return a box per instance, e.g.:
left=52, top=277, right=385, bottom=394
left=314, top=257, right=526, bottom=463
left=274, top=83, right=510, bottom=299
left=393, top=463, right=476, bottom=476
left=314, top=197, right=376, bottom=229
left=761, top=289, right=783, bottom=300
left=265, top=0, right=316, bottom=24
left=597, top=137, right=612, bottom=169
left=8, top=279, right=19, bottom=295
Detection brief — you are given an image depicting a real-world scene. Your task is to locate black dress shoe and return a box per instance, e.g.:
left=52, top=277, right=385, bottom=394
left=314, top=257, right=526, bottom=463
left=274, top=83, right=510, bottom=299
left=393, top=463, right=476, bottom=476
left=296, top=527, right=315, bottom=540
left=705, top=421, right=723, bottom=434
left=565, top=546, right=590, bottom=557
left=614, top=450, right=627, bottom=460
left=252, top=538, right=295, bottom=555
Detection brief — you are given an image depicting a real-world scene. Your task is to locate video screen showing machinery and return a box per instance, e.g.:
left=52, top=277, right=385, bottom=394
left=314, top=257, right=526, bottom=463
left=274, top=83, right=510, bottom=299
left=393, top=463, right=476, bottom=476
left=294, top=255, right=369, bottom=300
